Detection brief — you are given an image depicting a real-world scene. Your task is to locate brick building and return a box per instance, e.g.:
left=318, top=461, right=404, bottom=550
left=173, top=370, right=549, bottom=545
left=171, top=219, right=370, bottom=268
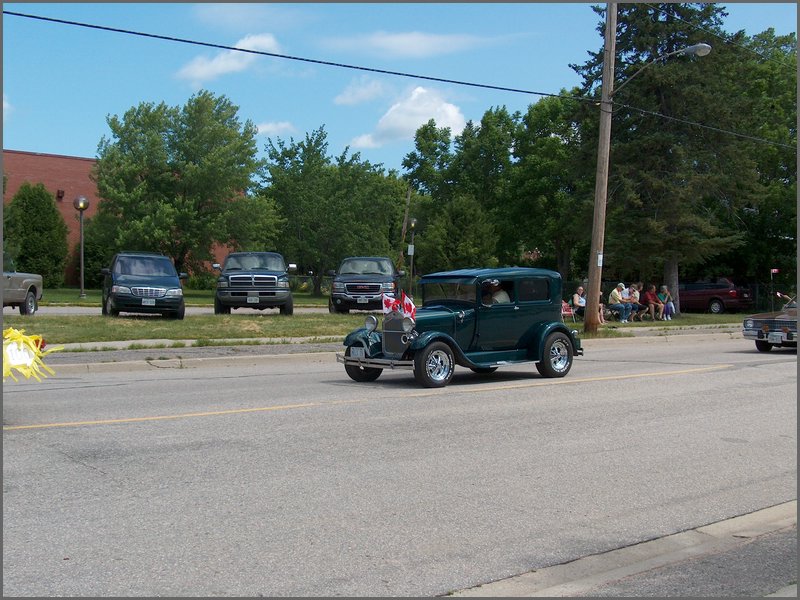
left=3, top=149, right=229, bottom=285
left=3, top=149, right=100, bottom=285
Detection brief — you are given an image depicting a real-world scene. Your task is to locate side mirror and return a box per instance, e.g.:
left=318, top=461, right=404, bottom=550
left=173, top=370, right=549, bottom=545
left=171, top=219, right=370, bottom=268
left=212, top=263, right=221, bottom=270
left=101, top=267, right=110, bottom=276
left=179, top=272, right=188, bottom=279
left=397, top=270, right=406, bottom=277
left=326, top=269, right=336, bottom=277
left=287, top=263, right=298, bottom=274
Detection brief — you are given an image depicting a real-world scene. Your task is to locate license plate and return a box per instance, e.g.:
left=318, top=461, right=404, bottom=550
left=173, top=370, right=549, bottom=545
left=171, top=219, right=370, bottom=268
left=349, top=346, right=365, bottom=358
left=768, top=332, right=783, bottom=344
left=247, top=296, right=259, bottom=304
left=356, top=297, right=369, bottom=304
left=141, top=298, right=155, bottom=306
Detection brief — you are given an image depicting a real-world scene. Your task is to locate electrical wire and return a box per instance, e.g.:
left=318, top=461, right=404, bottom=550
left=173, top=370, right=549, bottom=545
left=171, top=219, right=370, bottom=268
left=4, top=9, right=796, bottom=151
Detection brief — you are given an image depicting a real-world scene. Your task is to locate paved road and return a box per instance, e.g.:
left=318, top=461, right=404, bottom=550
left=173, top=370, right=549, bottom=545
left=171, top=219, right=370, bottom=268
left=3, top=335, right=796, bottom=596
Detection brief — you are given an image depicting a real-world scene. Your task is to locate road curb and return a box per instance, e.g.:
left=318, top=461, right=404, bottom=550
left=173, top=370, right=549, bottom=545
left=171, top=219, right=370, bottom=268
left=47, top=332, right=748, bottom=375
left=449, top=501, right=797, bottom=597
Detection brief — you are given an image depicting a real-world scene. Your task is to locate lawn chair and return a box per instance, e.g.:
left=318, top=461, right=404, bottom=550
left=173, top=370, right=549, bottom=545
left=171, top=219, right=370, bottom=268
left=561, top=300, right=576, bottom=323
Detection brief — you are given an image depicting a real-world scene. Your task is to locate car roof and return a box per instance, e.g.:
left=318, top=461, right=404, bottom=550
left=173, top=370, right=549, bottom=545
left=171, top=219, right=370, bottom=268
left=341, top=256, right=394, bottom=262
left=116, top=251, right=168, bottom=257
left=227, top=251, right=283, bottom=256
left=421, top=267, right=561, bottom=281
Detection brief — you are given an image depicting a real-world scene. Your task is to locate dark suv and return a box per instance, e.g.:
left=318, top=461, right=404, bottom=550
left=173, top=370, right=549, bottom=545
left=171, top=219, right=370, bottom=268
left=213, top=252, right=296, bottom=315
left=101, top=252, right=187, bottom=319
left=337, top=267, right=582, bottom=388
left=678, top=277, right=753, bottom=314
left=328, top=256, right=404, bottom=313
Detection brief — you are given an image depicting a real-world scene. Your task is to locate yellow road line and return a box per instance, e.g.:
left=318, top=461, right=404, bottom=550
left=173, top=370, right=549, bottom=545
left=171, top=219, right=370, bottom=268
left=4, top=364, right=733, bottom=431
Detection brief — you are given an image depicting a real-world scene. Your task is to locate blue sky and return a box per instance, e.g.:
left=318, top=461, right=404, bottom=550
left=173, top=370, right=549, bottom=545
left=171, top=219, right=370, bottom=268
left=3, top=3, right=797, bottom=174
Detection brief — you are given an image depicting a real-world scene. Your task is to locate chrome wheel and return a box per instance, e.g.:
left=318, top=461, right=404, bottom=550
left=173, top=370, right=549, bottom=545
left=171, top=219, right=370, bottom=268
left=414, top=342, right=455, bottom=388
left=536, top=332, right=573, bottom=378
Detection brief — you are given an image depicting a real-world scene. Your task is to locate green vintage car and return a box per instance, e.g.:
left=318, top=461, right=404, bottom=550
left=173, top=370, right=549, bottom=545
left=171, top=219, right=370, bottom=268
left=337, top=267, right=583, bottom=388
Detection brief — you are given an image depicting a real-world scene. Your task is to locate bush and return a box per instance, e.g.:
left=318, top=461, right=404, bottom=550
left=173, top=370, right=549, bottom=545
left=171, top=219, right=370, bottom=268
left=3, top=183, right=69, bottom=287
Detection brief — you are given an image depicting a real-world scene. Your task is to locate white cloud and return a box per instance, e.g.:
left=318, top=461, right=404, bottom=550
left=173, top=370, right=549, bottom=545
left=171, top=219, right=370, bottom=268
left=3, top=93, right=11, bottom=122
left=192, top=4, right=310, bottom=32
left=323, top=31, right=491, bottom=59
left=257, top=121, right=296, bottom=137
left=334, top=77, right=388, bottom=106
left=176, top=34, right=281, bottom=84
left=351, top=86, right=466, bottom=149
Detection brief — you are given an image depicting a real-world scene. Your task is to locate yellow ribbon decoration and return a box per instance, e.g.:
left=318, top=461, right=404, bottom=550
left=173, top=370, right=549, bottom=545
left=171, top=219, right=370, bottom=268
left=3, top=327, right=62, bottom=382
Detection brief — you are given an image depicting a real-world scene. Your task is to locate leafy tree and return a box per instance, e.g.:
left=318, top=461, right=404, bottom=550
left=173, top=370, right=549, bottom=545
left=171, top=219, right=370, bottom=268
left=92, top=90, right=265, bottom=274
left=401, top=120, right=455, bottom=199
left=571, top=3, right=795, bottom=310
left=3, top=182, right=68, bottom=287
left=263, top=127, right=407, bottom=295
left=414, top=193, right=497, bottom=274
left=507, top=93, right=589, bottom=277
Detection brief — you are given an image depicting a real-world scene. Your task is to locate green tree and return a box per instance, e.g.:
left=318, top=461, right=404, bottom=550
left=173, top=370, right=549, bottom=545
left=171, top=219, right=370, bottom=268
left=3, top=182, right=68, bottom=287
left=263, top=127, right=407, bottom=295
left=508, top=93, right=588, bottom=277
left=92, top=90, right=265, bottom=274
left=571, top=3, right=795, bottom=310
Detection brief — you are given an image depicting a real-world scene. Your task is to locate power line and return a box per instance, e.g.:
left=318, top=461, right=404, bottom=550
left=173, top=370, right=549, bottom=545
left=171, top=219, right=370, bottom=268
left=2, top=10, right=587, bottom=104
left=4, top=9, right=795, bottom=151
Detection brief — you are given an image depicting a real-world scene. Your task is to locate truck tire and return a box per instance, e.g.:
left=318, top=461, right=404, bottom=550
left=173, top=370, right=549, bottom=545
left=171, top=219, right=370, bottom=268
left=19, top=289, right=37, bottom=315
left=280, top=297, right=294, bottom=316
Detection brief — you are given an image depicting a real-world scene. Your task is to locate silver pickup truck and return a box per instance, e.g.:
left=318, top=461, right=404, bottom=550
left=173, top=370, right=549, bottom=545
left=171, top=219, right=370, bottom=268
left=3, top=253, right=43, bottom=315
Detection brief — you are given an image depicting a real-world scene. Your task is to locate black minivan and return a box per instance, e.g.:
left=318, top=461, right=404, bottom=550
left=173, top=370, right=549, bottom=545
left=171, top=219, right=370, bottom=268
left=101, top=252, right=187, bottom=319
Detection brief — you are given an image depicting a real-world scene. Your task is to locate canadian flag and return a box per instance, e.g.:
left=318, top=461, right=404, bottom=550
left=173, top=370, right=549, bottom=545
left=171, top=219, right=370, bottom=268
left=382, top=293, right=401, bottom=314
left=401, top=292, right=416, bottom=319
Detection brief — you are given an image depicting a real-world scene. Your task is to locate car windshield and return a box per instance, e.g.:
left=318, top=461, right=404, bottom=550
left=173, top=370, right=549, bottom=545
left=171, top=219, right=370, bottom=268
left=116, top=257, right=177, bottom=277
left=225, top=254, right=284, bottom=271
left=422, top=282, right=476, bottom=306
left=339, top=259, right=393, bottom=275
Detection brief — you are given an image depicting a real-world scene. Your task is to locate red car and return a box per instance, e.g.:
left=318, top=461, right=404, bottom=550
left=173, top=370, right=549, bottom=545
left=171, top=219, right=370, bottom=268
left=678, top=278, right=753, bottom=314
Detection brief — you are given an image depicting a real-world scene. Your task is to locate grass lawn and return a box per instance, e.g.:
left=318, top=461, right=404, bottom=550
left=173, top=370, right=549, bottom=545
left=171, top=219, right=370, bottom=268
left=41, top=287, right=329, bottom=307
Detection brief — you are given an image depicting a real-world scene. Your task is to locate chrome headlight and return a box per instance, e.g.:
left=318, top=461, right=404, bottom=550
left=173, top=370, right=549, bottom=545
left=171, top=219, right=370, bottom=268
left=744, top=319, right=754, bottom=329
left=332, top=281, right=345, bottom=291
left=380, top=282, right=395, bottom=291
left=165, top=288, right=183, bottom=298
left=217, top=279, right=228, bottom=289
left=111, top=285, right=131, bottom=294
left=365, top=315, right=378, bottom=332
left=277, top=279, right=290, bottom=289
left=402, top=317, right=415, bottom=332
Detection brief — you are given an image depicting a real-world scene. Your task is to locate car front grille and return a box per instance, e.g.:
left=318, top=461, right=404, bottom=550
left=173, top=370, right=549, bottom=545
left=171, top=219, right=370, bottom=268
left=131, top=287, right=167, bottom=298
left=752, top=319, right=797, bottom=332
left=229, top=275, right=278, bottom=288
left=345, top=283, right=382, bottom=295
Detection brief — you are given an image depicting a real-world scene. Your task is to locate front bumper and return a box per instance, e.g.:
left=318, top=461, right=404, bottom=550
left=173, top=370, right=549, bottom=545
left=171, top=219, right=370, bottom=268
left=336, top=352, right=414, bottom=370
left=110, top=294, right=183, bottom=314
left=330, top=293, right=385, bottom=310
left=216, top=289, right=292, bottom=308
left=742, top=329, right=797, bottom=345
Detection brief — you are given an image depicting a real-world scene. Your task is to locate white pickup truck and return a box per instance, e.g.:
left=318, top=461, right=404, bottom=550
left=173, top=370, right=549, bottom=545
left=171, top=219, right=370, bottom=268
left=3, top=253, right=43, bottom=315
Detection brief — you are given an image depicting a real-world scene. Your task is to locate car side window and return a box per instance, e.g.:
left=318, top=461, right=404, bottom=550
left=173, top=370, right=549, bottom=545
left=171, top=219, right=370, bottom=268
left=517, top=277, right=550, bottom=302
left=481, top=280, right=513, bottom=305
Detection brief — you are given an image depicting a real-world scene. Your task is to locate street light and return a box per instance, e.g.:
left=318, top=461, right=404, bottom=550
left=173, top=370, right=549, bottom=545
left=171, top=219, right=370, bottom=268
left=584, top=2, right=711, bottom=334
left=73, top=195, right=90, bottom=298
left=408, top=217, right=417, bottom=297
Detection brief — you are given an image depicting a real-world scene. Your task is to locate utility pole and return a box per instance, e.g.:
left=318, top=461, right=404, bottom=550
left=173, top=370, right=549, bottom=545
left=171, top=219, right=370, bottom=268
left=584, top=3, right=617, bottom=334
